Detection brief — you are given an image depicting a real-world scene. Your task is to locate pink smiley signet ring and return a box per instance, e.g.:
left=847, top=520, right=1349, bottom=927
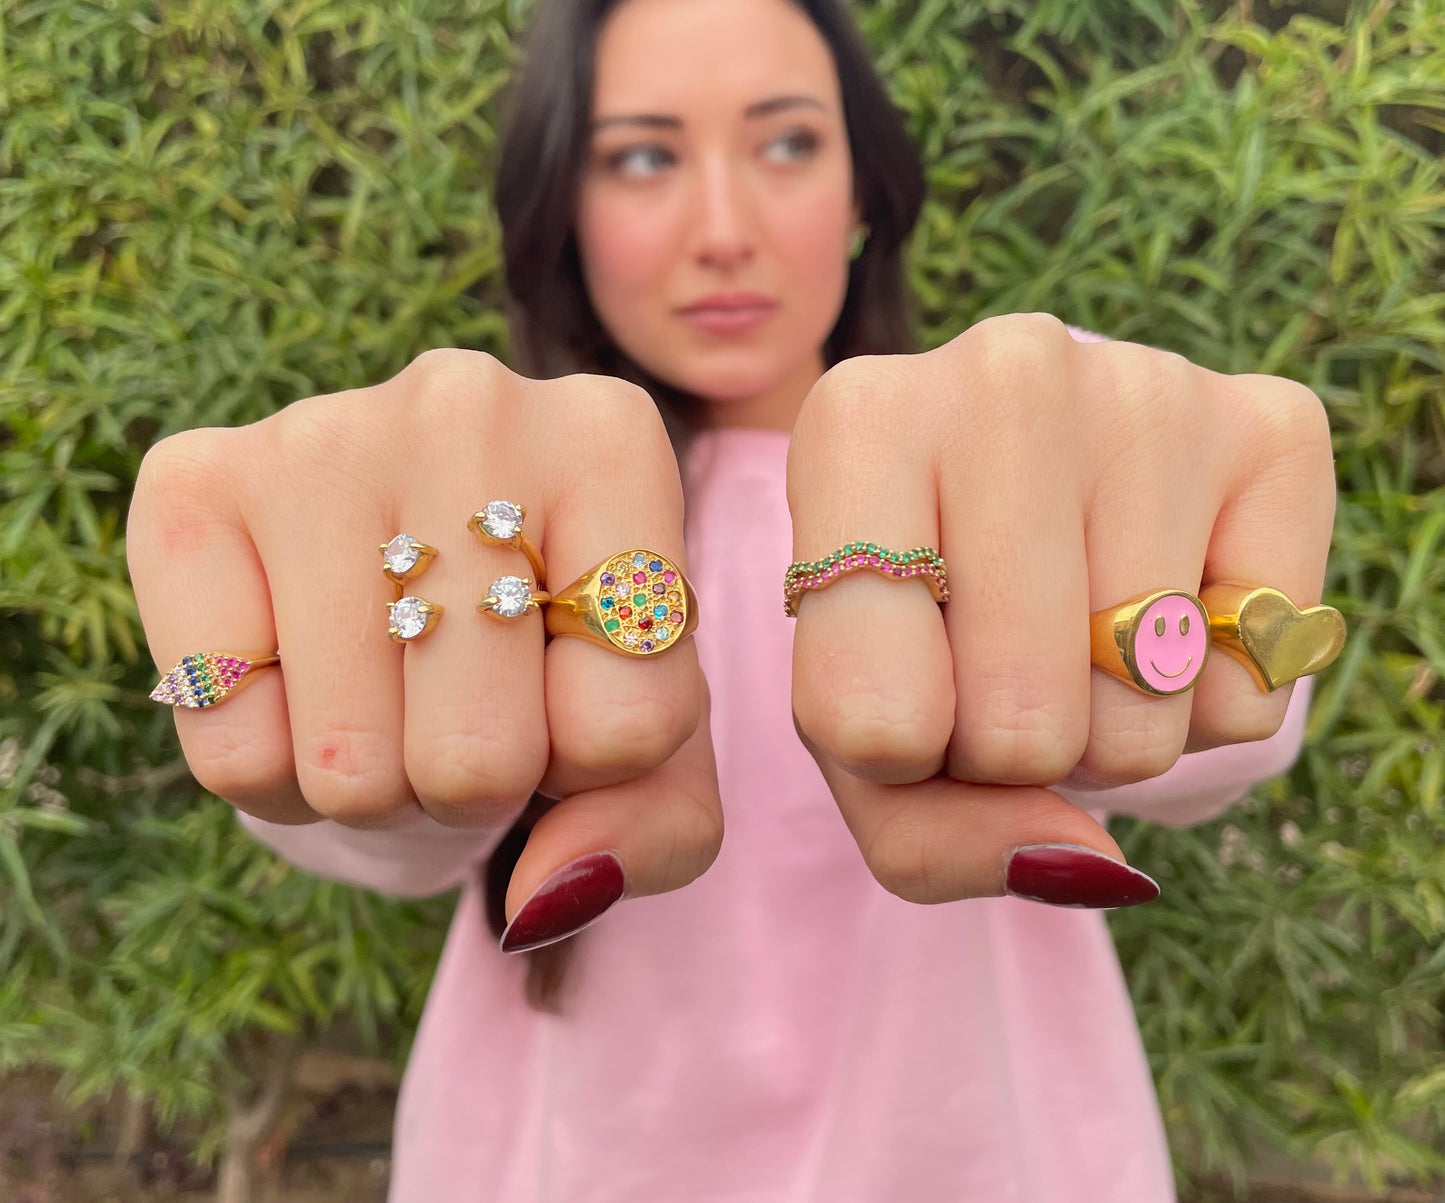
left=1089, top=588, right=1210, bottom=696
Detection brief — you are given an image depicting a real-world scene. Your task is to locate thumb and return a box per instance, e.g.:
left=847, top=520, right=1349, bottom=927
left=497, top=674, right=723, bottom=953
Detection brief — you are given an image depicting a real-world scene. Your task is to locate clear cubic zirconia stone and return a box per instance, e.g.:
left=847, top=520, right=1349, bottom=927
left=481, top=500, right=523, bottom=540
left=384, top=534, right=419, bottom=574
left=491, top=576, right=530, bottom=618
left=391, top=597, right=428, bottom=639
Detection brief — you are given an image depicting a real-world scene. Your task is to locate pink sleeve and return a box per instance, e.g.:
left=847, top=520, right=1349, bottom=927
left=1060, top=319, right=1315, bottom=826
left=235, top=807, right=506, bottom=898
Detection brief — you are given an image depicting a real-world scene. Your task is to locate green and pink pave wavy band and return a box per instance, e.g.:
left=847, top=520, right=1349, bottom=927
left=783, top=542, right=950, bottom=618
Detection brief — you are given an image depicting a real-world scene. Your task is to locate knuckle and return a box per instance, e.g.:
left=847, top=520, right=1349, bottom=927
left=406, top=346, right=507, bottom=393
left=403, top=347, right=511, bottom=432
left=805, top=355, right=904, bottom=429
left=1241, top=375, right=1333, bottom=456
left=266, top=386, right=376, bottom=476
left=181, top=726, right=290, bottom=807
left=1199, top=697, right=1288, bottom=748
left=1073, top=711, right=1185, bottom=788
left=804, top=694, right=942, bottom=773
left=862, top=806, right=936, bottom=904
left=658, top=787, right=726, bottom=891
left=133, top=428, right=226, bottom=512
left=557, top=373, right=671, bottom=463
left=294, top=729, right=410, bottom=823
left=1094, top=340, right=1198, bottom=422
left=408, top=728, right=548, bottom=829
left=129, top=430, right=242, bottom=564
left=955, top=674, right=1084, bottom=784
left=550, top=688, right=696, bottom=780
left=959, top=311, right=1073, bottom=386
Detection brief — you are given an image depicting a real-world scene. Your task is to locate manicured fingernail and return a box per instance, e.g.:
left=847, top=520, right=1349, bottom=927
left=499, top=851, right=626, bottom=954
left=1004, top=843, right=1160, bottom=909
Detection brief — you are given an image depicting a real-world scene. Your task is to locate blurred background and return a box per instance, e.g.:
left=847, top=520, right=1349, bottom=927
left=1, top=0, right=1442, bottom=1199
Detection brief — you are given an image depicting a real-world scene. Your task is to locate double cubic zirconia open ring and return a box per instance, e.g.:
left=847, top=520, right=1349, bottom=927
left=545, top=549, right=698, bottom=656
left=382, top=533, right=444, bottom=642
left=469, top=499, right=550, bottom=621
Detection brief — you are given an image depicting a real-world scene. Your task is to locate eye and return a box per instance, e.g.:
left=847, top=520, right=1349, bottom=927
left=605, top=144, right=674, bottom=177
left=1155, top=615, right=1165, bottom=637
left=1179, top=614, right=1190, bottom=636
left=763, top=127, right=819, bottom=163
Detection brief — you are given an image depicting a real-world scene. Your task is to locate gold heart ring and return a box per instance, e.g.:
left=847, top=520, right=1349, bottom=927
left=545, top=549, right=698, bottom=657
left=1198, top=581, right=1346, bottom=693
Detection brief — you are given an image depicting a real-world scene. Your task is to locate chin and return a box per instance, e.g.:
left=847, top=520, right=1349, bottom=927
left=666, top=354, right=790, bottom=403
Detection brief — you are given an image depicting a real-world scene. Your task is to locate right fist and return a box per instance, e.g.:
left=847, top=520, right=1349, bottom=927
left=127, top=349, right=723, bottom=915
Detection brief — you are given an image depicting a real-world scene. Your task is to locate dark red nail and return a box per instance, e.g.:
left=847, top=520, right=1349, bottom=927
left=499, top=851, right=626, bottom=954
left=1004, top=843, right=1160, bottom=909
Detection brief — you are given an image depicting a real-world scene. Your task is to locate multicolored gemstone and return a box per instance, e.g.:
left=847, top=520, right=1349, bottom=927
left=598, top=551, right=686, bottom=654
left=150, top=653, right=259, bottom=708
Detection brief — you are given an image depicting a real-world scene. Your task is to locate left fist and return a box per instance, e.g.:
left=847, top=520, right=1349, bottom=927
left=785, top=312, right=1336, bottom=906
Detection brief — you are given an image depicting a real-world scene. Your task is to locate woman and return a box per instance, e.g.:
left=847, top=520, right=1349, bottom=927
left=126, top=0, right=1337, bottom=1198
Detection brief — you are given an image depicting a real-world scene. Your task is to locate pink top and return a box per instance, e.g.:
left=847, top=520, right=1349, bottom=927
left=238, top=328, right=1315, bottom=1202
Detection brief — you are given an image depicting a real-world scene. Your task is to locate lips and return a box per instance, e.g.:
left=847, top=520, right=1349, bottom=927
left=677, top=292, right=774, bottom=315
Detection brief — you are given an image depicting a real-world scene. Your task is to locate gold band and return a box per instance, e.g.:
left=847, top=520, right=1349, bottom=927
left=1198, top=581, right=1345, bottom=693
left=1089, top=589, right=1210, bottom=697
left=545, top=549, right=698, bottom=656
left=469, top=500, right=547, bottom=591
left=150, top=651, right=281, bottom=709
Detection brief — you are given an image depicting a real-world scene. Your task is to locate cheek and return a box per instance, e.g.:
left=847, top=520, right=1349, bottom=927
left=772, top=188, right=850, bottom=279
left=577, top=192, right=672, bottom=300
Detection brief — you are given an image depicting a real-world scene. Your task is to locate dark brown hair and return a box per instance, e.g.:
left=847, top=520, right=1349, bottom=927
left=484, top=0, right=927, bottom=1014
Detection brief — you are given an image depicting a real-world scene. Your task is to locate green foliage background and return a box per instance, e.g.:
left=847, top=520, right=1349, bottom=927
left=2, top=0, right=1443, bottom=1191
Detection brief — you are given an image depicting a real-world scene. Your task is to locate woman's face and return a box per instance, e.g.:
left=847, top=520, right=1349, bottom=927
left=576, top=0, right=860, bottom=429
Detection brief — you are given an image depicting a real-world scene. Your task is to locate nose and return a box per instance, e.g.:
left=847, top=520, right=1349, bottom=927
left=692, top=149, right=754, bottom=271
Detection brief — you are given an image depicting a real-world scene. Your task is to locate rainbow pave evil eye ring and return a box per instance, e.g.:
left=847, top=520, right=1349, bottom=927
left=150, top=651, right=281, bottom=709
left=1089, top=588, right=1209, bottom=696
left=545, top=549, right=698, bottom=656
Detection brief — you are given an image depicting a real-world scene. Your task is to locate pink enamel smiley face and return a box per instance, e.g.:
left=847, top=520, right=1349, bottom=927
left=1132, top=593, right=1208, bottom=693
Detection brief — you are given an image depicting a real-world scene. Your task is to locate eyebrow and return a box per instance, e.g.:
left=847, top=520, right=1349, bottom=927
left=590, top=94, right=826, bottom=135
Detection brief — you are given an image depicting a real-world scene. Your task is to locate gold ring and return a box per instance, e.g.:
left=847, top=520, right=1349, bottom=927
left=1199, top=581, right=1345, bottom=693
left=150, top=651, right=281, bottom=709
left=545, top=549, right=697, bottom=656
left=388, top=596, right=444, bottom=643
left=479, top=575, right=551, bottom=621
left=1089, top=588, right=1210, bottom=696
left=381, top=533, right=438, bottom=598
left=469, top=500, right=547, bottom=591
